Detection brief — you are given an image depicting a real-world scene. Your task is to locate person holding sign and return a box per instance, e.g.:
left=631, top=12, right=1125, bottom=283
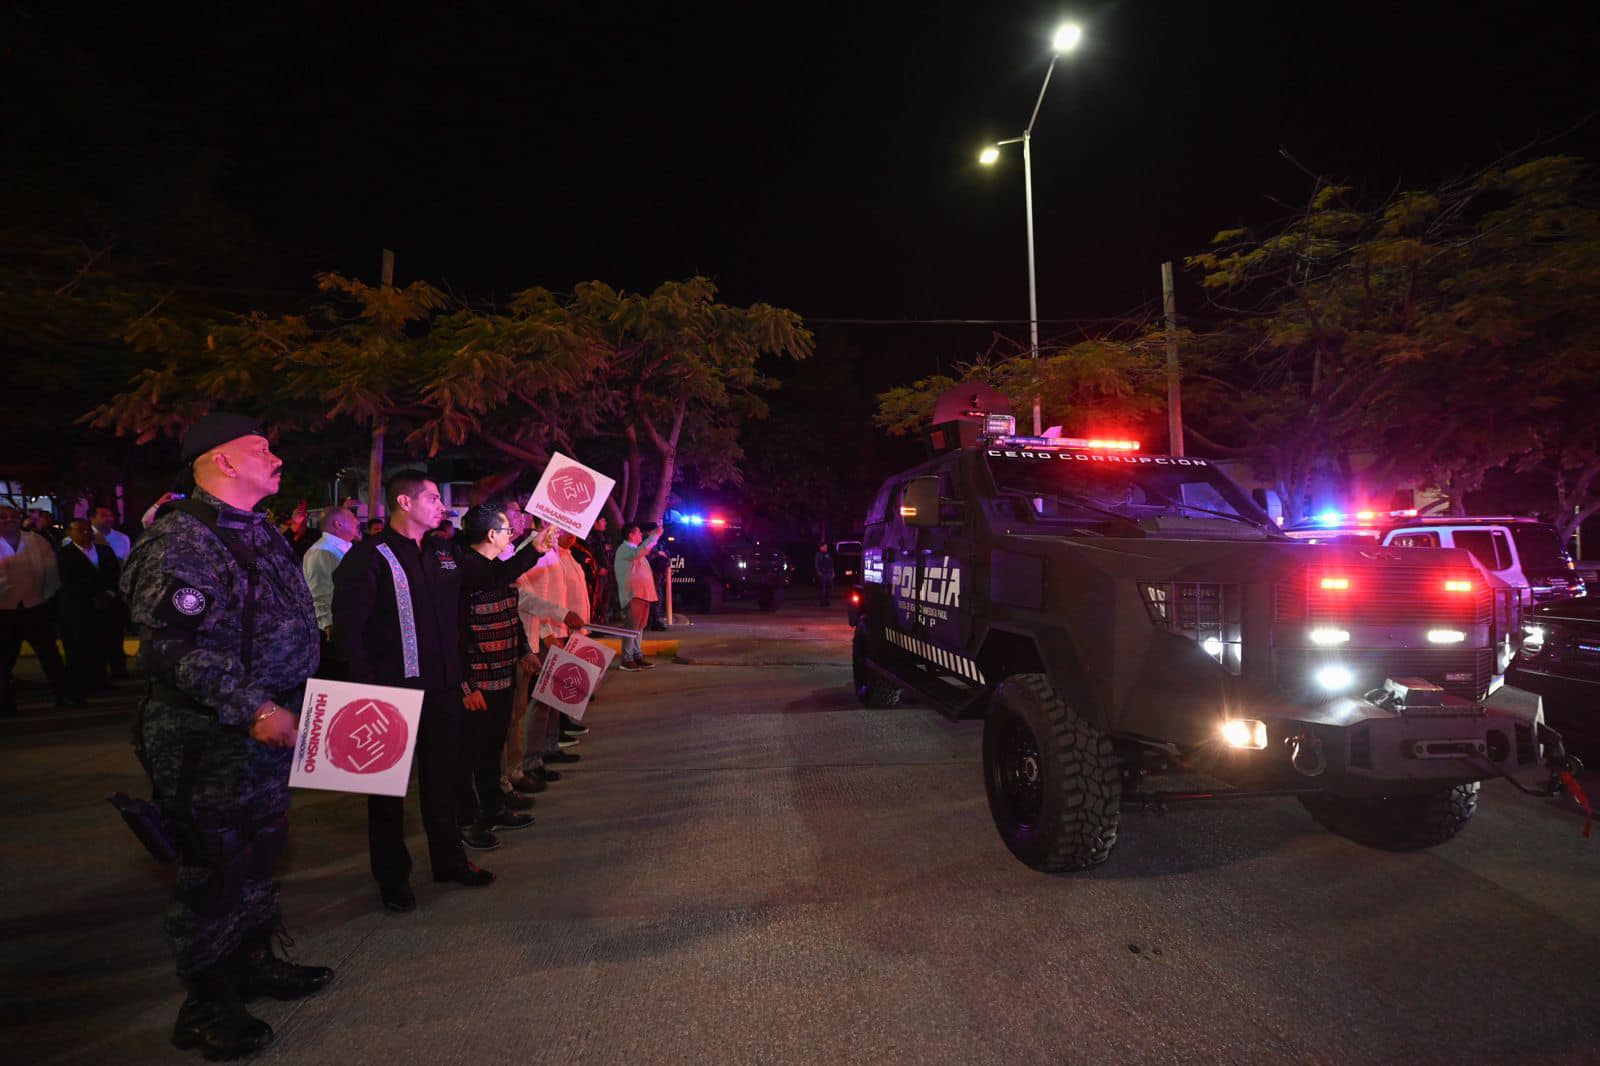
left=332, top=472, right=552, bottom=914
left=455, top=505, right=540, bottom=851
left=118, top=413, right=329, bottom=1062
left=613, top=522, right=663, bottom=670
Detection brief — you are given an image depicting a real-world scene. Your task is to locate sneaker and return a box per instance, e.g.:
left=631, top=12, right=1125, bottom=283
left=490, top=811, right=536, bottom=832
left=545, top=749, right=582, bottom=764
left=500, top=788, right=535, bottom=811
left=617, top=661, right=641, bottom=672
left=460, top=824, right=501, bottom=851
left=556, top=735, right=580, bottom=748
left=531, top=766, right=562, bottom=783
left=635, top=659, right=656, bottom=670
left=561, top=720, right=590, bottom=736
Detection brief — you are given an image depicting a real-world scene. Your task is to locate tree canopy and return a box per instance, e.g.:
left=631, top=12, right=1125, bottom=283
left=87, top=275, right=812, bottom=525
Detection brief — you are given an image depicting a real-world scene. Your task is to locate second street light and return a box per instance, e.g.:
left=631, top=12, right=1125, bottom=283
left=979, top=21, right=1083, bottom=436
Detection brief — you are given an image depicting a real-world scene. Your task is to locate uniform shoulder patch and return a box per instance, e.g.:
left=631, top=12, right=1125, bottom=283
left=155, top=578, right=215, bottom=627
left=172, top=586, right=208, bottom=615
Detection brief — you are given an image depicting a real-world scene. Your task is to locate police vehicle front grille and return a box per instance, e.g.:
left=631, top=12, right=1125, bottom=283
left=1274, top=648, right=1493, bottom=702
left=1276, top=566, right=1490, bottom=627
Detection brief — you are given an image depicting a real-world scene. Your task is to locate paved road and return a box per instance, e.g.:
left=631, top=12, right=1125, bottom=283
left=3, top=601, right=1597, bottom=1064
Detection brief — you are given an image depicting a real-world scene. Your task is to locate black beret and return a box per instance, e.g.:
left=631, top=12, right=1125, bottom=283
left=181, top=413, right=266, bottom=463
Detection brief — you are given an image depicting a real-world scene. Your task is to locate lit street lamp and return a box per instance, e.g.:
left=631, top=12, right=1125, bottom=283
left=979, top=21, right=1083, bottom=435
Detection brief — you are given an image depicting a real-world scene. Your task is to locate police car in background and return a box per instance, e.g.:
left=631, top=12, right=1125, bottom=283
left=1287, top=513, right=1586, bottom=607
left=851, top=402, right=1567, bottom=872
left=664, top=511, right=788, bottom=613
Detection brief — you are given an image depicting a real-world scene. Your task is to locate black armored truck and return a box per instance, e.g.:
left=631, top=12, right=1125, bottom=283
left=664, top=514, right=788, bottom=613
left=851, top=404, right=1581, bottom=872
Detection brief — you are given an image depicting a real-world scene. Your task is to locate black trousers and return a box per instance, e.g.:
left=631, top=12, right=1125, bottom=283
left=368, top=688, right=468, bottom=885
left=0, top=602, right=70, bottom=707
left=457, top=685, right=514, bottom=826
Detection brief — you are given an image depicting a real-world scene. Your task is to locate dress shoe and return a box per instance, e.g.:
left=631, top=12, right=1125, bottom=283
left=380, top=882, right=416, bottom=913
left=489, top=811, right=536, bottom=832
left=460, top=824, right=502, bottom=851
left=546, top=749, right=582, bottom=764
left=171, top=964, right=274, bottom=1060
left=434, top=862, right=496, bottom=887
left=500, top=788, right=535, bottom=811
left=508, top=773, right=548, bottom=794
left=531, top=766, right=562, bottom=783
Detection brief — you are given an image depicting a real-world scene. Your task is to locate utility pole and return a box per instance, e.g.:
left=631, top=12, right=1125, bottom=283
left=1162, top=261, right=1184, bottom=457
left=367, top=249, right=395, bottom=523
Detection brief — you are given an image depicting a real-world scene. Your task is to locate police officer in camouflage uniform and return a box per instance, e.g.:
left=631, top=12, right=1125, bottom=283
left=121, top=413, right=331, bottom=1061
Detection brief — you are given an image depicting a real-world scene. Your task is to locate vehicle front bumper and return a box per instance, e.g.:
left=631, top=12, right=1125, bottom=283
left=1216, top=683, right=1545, bottom=796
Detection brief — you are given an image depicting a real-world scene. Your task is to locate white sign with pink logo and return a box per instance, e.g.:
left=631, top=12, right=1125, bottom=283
left=526, top=451, right=616, bottom=539
left=531, top=644, right=603, bottom=720
left=288, top=679, right=426, bottom=797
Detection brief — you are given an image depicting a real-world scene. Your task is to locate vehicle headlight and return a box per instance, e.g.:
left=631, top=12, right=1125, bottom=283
left=1522, top=624, right=1545, bottom=654
left=1315, top=664, right=1355, bottom=692
left=1426, top=629, right=1466, bottom=645
left=1221, top=719, right=1268, bottom=750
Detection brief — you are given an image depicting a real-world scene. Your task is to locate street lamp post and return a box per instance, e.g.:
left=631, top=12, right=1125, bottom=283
left=980, top=22, right=1083, bottom=436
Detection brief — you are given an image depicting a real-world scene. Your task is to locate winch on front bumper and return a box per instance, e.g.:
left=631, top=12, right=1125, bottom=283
left=1228, top=678, right=1545, bottom=797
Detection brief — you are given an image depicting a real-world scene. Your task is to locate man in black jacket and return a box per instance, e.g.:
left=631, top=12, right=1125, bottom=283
left=57, top=518, right=122, bottom=693
left=332, top=471, right=546, bottom=912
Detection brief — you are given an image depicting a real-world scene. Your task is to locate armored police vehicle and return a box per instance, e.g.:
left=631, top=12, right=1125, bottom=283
left=664, top=513, right=788, bottom=613
left=852, top=401, right=1575, bottom=872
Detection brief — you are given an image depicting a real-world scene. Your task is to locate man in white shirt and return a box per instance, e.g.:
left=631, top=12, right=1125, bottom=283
left=91, top=505, right=133, bottom=562
left=0, top=504, right=76, bottom=711
left=301, top=506, right=361, bottom=676
left=301, top=506, right=361, bottom=632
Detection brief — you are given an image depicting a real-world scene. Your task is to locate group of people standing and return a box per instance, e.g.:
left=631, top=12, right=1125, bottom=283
left=116, top=412, right=666, bottom=1061
left=1, top=503, right=135, bottom=713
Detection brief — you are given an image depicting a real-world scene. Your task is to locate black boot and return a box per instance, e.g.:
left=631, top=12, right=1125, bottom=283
left=171, top=963, right=273, bottom=1060
left=234, top=921, right=334, bottom=1001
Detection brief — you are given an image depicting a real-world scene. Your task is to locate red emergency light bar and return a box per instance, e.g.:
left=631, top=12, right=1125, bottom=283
left=1320, top=577, right=1351, bottom=591
left=708, top=517, right=728, bottom=527
left=1443, top=579, right=1473, bottom=592
left=994, top=435, right=1141, bottom=452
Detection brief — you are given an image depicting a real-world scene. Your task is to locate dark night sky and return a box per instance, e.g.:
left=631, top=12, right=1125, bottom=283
left=15, top=1, right=1599, bottom=391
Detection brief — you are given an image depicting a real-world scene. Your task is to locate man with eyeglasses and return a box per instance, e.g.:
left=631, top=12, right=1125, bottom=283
left=333, top=471, right=552, bottom=913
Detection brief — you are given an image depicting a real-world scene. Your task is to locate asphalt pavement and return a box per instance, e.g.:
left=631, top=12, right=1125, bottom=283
left=3, top=597, right=1598, bottom=1065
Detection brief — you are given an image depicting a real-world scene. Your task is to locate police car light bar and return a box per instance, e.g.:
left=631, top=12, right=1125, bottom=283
left=983, top=414, right=1017, bottom=436
left=992, top=435, right=1141, bottom=452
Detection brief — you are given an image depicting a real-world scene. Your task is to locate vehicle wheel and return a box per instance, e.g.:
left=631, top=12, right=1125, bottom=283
left=757, top=587, right=783, bottom=612
left=983, top=673, right=1120, bottom=872
left=852, top=620, right=902, bottom=708
left=1298, top=782, right=1479, bottom=851
left=703, top=581, right=724, bottom=614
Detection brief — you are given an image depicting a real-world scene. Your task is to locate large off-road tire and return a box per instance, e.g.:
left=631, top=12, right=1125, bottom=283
left=757, top=587, right=783, bottom=612
left=702, top=581, right=724, bottom=614
left=983, top=674, right=1120, bottom=872
left=852, top=620, right=902, bottom=708
left=1298, top=782, right=1479, bottom=851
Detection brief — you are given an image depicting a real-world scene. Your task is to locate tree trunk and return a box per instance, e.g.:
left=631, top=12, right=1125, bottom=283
left=642, top=397, right=687, bottom=526
left=367, top=419, right=386, bottom=522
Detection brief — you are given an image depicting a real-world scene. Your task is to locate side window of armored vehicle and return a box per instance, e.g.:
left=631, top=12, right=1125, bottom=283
left=1453, top=529, right=1512, bottom=571
left=1389, top=531, right=1440, bottom=548
left=866, top=483, right=892, bottom=526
